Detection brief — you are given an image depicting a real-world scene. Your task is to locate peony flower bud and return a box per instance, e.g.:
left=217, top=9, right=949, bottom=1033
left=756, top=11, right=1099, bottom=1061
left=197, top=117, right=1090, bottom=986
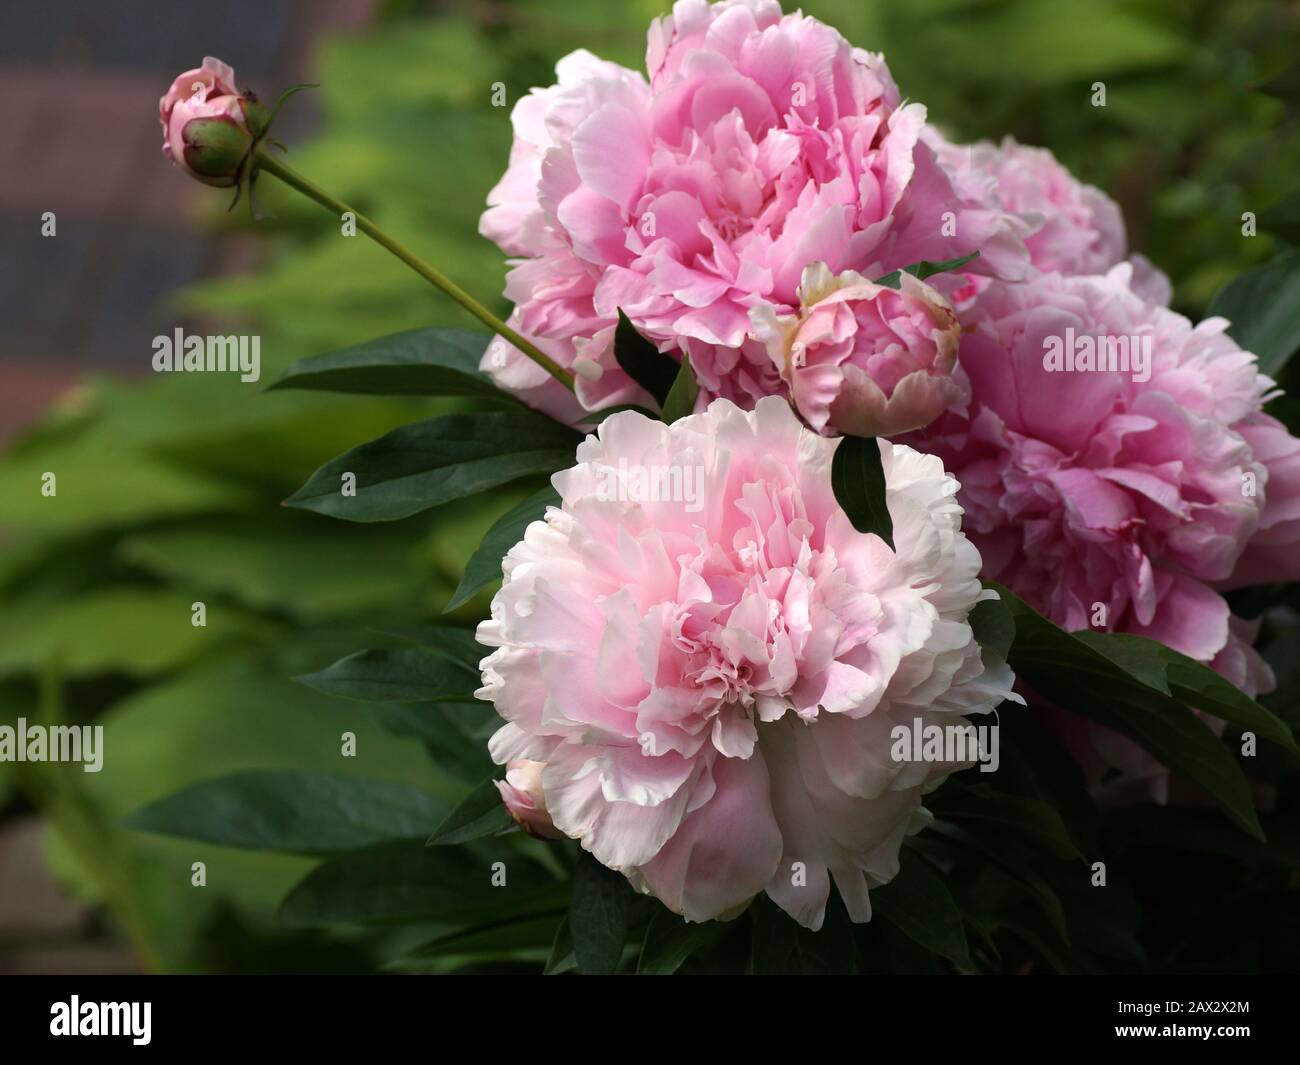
left=752, top=263, right=964, bottom=439
left=495, top=760, right=563, bottom=839
left=160, top=57, right=257, bottom=187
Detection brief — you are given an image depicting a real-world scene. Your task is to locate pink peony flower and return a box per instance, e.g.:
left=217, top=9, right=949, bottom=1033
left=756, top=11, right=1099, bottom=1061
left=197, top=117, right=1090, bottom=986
left=924, top=131, right=1172, bottom=306
left=903, top=264, right=1300, bottom=789
left=476, top=397, right=1019, bottom=928
left=751, top=262, right=963, bottom=437
left=479, top=0, right=1029, bottom=422
left=159, top=57, right=258, bottom=187
left=496, top=759, right=564, bottom=839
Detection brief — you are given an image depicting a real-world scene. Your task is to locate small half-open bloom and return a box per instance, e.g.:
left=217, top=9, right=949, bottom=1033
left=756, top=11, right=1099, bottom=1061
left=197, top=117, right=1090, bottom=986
left=496, top=759, right=564, bottom=839
left=751, top=262, right=963, bottom=437
left=159, top=57, right=257, bottom=187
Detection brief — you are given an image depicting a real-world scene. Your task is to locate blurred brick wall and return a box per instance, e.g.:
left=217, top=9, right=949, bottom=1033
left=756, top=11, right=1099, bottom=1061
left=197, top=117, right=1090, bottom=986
left=0, top=0, right=377, bottom=445
left=0, top=0, right=377, bottom=974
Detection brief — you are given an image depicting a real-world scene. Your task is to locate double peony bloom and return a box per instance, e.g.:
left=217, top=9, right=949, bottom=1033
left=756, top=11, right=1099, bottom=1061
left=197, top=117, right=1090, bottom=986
left=473, top=0, right=1300, bottom=923
left=479, top=399, right=1018, bottom=926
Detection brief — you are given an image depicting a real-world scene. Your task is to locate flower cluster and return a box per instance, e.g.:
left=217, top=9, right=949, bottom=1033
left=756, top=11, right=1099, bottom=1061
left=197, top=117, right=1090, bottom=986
left=904, top=265, right=1300, bottom=793
left=473, top=0, right=1300, bottom=917
left=478, top=0, right=1030, bottom=422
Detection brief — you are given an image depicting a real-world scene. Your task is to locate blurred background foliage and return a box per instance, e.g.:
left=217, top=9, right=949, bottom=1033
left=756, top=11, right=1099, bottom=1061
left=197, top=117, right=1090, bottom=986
left=1, top=0, right=1298, bottom=972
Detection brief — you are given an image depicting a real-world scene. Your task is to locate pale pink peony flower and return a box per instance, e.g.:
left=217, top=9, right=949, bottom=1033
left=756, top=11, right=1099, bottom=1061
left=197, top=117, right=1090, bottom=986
left=903, top=265, right=1300, bottom=792
left=476, top=397, right=1019, bottom=928
left=159, top=57, right=258, bottom=187
left=496, top=759, right=564, bottom=839
left=924, top=130, right=1172, bottom=306
left=478, top=0, right=1029, bottom=422
left=751, top=262, right=963, bottom=437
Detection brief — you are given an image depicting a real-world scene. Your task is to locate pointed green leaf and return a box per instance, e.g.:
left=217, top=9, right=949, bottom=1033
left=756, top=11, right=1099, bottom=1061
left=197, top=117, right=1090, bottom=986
left=1206, top=248, right=1300, bottom=375
left=874, top=251, right=980, bottom=290
left=280, top=840, right=564, bottom=927
left=427, top=777, right=514, bottom=846
left=614, top=309, right=679, bottom=406
left=660, top=355, right=700, bottom=423
left=570, top=853, right=632, bottom=974
left=284, top=411, right=579, bottom=522
left=125, top=771, right=448, bottom=854
left=1074, top=630, right=1297, bottom=751
left=749, top=894, right=855, bottom=974
left=871, top=853, right=973, bottom=970
left=831, top=434, right=894, bottom=549
left=269, top=327, right=516, bottom=401
left=544, top=915, right=577, bottom=975
left=992, top=584, right=1264, bottom=840
left=969, top=591, right=1015, bottom=662
left=637, top=908, right=725, bottom=974
left=296, top=647, right=480, bottom=703
left=445, top=486, right=560, bottom=612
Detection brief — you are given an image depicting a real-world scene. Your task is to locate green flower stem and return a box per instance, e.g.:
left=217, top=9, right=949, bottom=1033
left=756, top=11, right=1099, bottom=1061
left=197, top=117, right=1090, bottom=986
left=253, top=145, right=576, bottom=391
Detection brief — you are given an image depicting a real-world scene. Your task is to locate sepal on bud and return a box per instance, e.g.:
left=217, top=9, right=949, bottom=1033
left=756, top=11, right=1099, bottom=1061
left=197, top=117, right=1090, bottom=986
left=180, top=115, right=253, bottom=187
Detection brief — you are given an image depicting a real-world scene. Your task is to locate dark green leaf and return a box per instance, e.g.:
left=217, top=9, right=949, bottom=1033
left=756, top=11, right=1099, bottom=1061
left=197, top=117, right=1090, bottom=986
left=636, top=908, right=725, bottom=975
left=375, top=624, right=485, bottom=671
left=873, top=251, right=980, bottom=290
left=994, top=701, right=1099, bottom=855
left=402, top=913, right=563, bottom=962
left=749, top=893, right=855, bottom=974
left=428, top=777, right=514, bottom=846
left=614, top=309, right=679, bottom=406
left=280, top=840, right=564, bottom=927
left=1104, top=805, right=1300, bottom=867
left=284, top=411, right=579, bottom=522
left=831, top=434, right=894, bottom=549
left=1073, top=630, right=1297, bottom=751
left=269, top=327, right=515, bottom=401
left=570, top=853, right=632, bottom=974
left=660, top=355, right=700, bottom=423
left=933, top=784, right=1084, bottom=862
left=969, top=592, right=1015, bottom=662
left=296, top=647, right=479, bottom=703
left=924, top=823, right=1070, bottom=946
left=1206, top=249, right=1300, bottom=375
left=124, top=771, right=447, bottom=853
left=376, top=702, right=495, bottom=782
left=544, top=915, right=577, bottom=975
left=871, top=853, right=973, bottom=969
left=445, top=486, right=559, bottom=612
left=992, top=584, right=1264, bottom=840
left=584, top=404, right=659, bottom=424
